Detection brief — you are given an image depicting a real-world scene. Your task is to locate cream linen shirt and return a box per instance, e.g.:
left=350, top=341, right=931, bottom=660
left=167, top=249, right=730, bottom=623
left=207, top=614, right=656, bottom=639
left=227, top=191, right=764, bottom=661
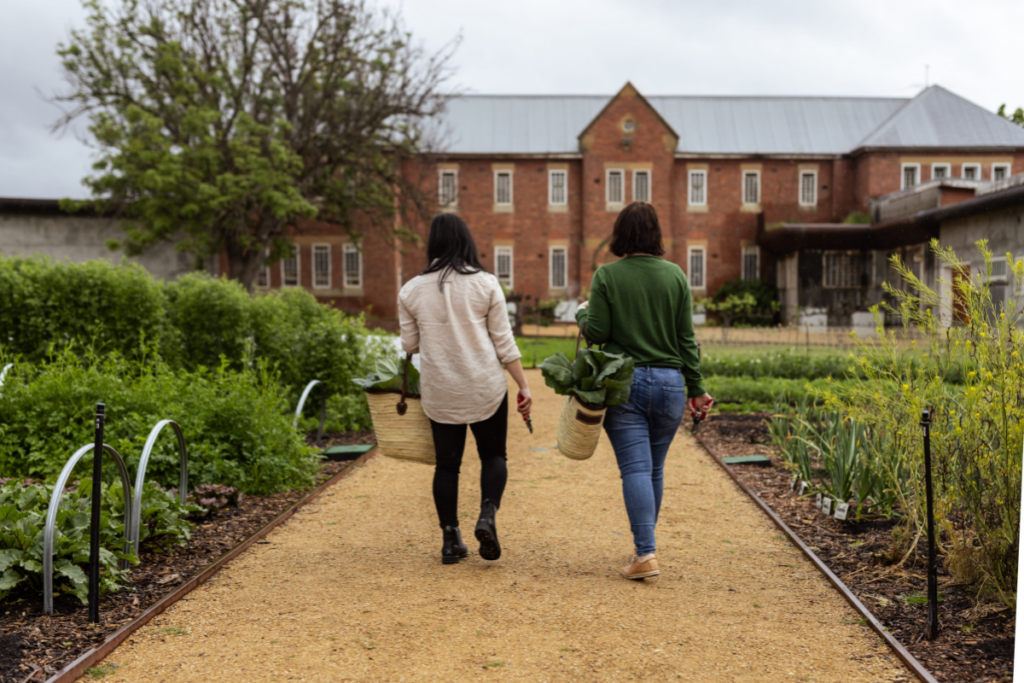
left=398, top=269, right=521, bottom=424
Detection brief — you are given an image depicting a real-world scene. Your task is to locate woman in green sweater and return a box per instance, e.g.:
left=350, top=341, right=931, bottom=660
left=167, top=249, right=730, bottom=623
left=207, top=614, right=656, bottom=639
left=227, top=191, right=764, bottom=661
left=576, top=202, right=713, bottom=581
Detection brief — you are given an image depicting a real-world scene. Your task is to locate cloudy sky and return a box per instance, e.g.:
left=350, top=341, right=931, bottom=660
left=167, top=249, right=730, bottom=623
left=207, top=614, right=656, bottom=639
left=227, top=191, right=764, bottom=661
left=3, top=0, right=1022, bottom=199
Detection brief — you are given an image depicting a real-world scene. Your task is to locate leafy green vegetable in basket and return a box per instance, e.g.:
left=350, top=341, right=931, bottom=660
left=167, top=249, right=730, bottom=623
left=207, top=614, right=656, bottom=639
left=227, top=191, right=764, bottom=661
left=351, top=356, right=421, bottom=395
left=540, top=348, right=635, bottom=408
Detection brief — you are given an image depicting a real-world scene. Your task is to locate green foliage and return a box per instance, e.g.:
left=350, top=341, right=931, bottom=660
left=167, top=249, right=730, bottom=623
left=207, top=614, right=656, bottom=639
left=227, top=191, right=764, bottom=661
left=0, top=348, right=319, bottom=495
left=842, top=211, right=872, bottom=224
left=540, top=348, right=635, bottom=407
left=815, top=241, right=1024, bottom=605
left=163, top=274, right=254, bottom=371
left=0, top=256, right=166, bottom=362
left=0, top=477, right=198, bottom=605
left=351, top=356, right=421, bottom=395
left=997, top=104, right=1024, bottom=127
left=703, top=375, right=861, bottom=406
left=56, top=0, right=453, bottom=288
left=128, top=481, right=204, bottom=548
left=701, top=348, right=858, bottom=381
left=708, top=279, right=779, bottom=326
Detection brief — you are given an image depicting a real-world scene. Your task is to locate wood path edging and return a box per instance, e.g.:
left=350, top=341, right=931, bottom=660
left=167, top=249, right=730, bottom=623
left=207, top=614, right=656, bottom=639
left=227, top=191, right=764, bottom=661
left=694, top=433, right=939, bottom=683
left=43, top=448, right=379, bottom=683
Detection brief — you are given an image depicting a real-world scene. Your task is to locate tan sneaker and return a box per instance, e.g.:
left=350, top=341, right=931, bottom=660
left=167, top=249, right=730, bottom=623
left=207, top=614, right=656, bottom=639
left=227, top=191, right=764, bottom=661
left=621, top=553, right=660, bottom=580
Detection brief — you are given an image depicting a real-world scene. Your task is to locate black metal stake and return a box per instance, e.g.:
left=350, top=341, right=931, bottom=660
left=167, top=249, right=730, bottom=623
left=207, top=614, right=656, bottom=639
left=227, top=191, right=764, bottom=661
left=921, top=409, right=939, bottom=640
left=88, top=403, right=105, bottom=623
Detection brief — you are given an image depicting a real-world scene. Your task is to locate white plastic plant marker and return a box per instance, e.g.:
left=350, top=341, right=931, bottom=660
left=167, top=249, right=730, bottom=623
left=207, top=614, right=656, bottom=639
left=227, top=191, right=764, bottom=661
left=821, top=497, right=832, bottom=516
left=798, top=481, right=809, bottom=496
left=790, top=475, right=797, bottom=490
left=815, top=493, right=822, bottom=509
left=834, top=502, right=850, bottom=521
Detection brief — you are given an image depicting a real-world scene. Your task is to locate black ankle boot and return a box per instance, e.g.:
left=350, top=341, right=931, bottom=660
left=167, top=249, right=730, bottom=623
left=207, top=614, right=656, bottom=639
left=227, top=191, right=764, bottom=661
left=441, top=526, right=468, bottom=565
left=475, top=498, right=501, bottom=561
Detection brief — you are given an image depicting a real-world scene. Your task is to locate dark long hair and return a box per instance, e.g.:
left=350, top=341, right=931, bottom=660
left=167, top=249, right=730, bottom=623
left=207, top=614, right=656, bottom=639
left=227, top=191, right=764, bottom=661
left=422, top=213, right=486, bottom=288
left=609, top=202, right=666, bottom=257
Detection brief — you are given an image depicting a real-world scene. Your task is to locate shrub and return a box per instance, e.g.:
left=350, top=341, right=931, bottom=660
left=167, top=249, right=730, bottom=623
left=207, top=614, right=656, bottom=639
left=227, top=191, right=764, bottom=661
left=710, top=279, right=779, bottom=326
left=0, top=256, right=166, bottom=362
left=162, top=273, right=253, bottom=371
left=0, top=348, right=319, bottom=495
left=816, top=240, right=1023, bottom=605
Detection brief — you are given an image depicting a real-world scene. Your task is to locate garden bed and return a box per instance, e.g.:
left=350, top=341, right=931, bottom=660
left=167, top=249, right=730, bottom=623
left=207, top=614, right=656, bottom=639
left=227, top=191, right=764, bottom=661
left=699, top=412, right=1014, bottom=683
left=0, top=435, right=374, bottom=683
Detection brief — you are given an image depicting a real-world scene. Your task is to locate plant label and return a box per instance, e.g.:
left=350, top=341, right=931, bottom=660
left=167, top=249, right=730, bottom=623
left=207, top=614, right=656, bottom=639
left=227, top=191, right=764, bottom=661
left=834, top=503, right=850, bottom=521
left=815, top=493, right=822, bottom=509
left=821, top=497, right=832, bottom=516
left=790, top=475, right=797, bottom=490
left=798, top=481, right=809, bottom=496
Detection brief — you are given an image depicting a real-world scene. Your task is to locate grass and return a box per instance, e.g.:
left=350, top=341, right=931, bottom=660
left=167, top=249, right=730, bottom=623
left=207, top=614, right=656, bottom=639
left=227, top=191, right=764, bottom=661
left=516, top=337, right=577, bottom=366
left=86, top=665, right=117, bottom=679
left=485, top=661, right=504, bottom=668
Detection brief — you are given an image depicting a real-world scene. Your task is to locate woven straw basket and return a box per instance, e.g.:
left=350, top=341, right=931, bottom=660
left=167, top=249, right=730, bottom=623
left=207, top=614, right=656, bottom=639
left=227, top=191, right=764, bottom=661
left=364, top=354, right=435, bottom=465
left=557, top=396, right=606, bottom=460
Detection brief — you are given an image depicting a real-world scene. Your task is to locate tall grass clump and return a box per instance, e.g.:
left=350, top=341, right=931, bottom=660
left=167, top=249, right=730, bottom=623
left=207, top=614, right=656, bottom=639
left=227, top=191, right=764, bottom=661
left=815, top=240, right=1023, bottom=606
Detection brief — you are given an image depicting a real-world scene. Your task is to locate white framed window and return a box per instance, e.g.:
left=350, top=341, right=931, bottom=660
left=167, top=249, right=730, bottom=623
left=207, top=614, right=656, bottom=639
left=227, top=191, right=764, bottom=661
left=961, top=163, right=981, bottom=180
left=281, top=248, right=299, bottom=287
left=256, top=250, right=270, bottom=288
left=494, top=170, right=512, bottom=205
left=312, top=244, right=331, bottom=289
left=931, top=163, right=951, bottom=180
left=901, top=163, right=920, bottom=189
left=799, top=170, right=817, bottom=206
left=495, top=246, right=513, bottom=289
left=989, top=256, right=1008, bottom=283
left=343, top=243, right=362, bottom=288
left=633, top=169, right=651, bottom=202
left=688, top=170, right=707, bottom=206
left=742, top=246, right=760, bottom=281
left=549, top=246, right=567, bottom=289
left=439, top=170, right=458, bottom=207
left=993, top=163, right=1011, bottom=181
left=742, top=171, right=760, bottom=205
left=688, top=247, right=706, bottom=290
left=548, top=170, right=567, bottom=205
left=823, top=252, right=867, bottom=288
left=606, top=169, right=624, bottom=204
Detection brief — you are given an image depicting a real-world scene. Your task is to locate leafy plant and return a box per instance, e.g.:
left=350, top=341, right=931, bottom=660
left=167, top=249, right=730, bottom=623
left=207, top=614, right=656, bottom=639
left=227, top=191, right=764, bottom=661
left=180, top=484, right=243, bottom=517
left=540, top=348, right=634, bottom=407
left=351, top=356, right=421, bottom=395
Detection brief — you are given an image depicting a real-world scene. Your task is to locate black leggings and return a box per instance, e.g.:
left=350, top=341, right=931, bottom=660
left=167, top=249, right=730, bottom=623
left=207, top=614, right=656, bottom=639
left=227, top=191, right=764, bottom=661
left=429, top=395, right=509, bottom=529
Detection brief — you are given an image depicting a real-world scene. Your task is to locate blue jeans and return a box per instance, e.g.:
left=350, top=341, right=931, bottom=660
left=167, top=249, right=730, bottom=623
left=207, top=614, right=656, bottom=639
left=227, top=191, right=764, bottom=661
left=603, top=367, right=687, bottom=556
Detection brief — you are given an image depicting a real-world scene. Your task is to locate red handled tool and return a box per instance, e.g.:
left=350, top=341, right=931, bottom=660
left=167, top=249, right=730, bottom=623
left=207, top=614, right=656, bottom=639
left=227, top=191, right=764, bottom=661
left=689, top=396, right=714, bottom=434
left=517, top=392, right=533, bottom=434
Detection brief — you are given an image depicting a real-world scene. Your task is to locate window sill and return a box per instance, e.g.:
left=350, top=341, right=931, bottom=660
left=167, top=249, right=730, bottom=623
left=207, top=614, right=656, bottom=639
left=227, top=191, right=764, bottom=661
left=439, top=205, right=459, bottom=214
left=798, top=204, right=818, bottom=212
left=605, top=202, right=624, bottom=213
left=547, top=204, right=569, bottom=213
left=493, top=203, right=514, bottom=213
left=686, top=205, right=708, bottom=213
left=739, top=203, right=762, bottom=214
left=548, top=287, right=569, bottom=298
left=310, top=287, right=365, bottom=297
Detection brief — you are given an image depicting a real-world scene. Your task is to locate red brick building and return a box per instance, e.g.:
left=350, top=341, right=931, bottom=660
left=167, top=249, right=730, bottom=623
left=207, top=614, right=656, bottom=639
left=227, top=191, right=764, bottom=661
left=265, top=83, right=1024, bottom=324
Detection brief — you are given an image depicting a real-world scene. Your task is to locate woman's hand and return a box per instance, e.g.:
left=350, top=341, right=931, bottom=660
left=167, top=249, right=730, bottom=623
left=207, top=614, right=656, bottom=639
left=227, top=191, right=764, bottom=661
left=577, top=300, right=589, bottom=311
left=517, top=387, right=532, bottom=416
left=690, top=393, right=714, bottom=415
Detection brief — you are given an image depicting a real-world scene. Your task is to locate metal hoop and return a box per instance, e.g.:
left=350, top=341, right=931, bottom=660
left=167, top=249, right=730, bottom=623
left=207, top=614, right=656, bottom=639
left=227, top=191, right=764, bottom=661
left=43, top=443, right=133, bottom=615
left=293, top=380, right=326, bottom=446
left=130, top=420, right=188, bottom=556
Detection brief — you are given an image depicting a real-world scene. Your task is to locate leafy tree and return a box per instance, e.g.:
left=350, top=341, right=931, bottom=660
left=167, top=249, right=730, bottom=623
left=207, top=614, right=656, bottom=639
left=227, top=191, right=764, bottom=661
left=997, top=103, right=1024, bottom=126
left=55, top=0, right=457, bottom=289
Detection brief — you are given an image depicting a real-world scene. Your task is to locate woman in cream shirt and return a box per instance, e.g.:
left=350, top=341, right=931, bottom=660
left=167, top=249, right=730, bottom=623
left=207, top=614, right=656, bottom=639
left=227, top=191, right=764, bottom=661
left=399, top=214, right=532, bottom=565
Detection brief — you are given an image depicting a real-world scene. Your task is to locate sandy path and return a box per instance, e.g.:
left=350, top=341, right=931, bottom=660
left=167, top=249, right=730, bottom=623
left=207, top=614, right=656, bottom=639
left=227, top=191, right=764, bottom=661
left=98, top=372, right=911, bottom=682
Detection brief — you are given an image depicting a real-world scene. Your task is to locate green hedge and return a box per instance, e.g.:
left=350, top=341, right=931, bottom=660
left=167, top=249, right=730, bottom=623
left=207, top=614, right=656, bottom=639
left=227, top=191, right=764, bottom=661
left=0, top=349, right=319, bottom=495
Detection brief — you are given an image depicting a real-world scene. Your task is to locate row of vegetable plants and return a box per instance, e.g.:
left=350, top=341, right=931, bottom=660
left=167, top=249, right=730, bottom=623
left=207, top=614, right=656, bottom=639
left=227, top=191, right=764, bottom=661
left=769, top=241, right=1022, bottom=608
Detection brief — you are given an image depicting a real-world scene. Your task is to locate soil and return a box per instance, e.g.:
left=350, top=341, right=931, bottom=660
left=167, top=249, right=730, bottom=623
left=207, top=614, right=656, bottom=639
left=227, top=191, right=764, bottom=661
left=699, top=411, right=1015, bottom=683
left=0, top=454, right=354, bottom=683
left=310, top=430, right=376, bottom=450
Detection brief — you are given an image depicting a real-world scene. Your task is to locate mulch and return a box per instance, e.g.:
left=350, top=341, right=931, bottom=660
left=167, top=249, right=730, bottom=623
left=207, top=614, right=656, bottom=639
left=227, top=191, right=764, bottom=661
left=698, top=412, right=1014, bottom=683
left=0, top=430, right=375, bottom=683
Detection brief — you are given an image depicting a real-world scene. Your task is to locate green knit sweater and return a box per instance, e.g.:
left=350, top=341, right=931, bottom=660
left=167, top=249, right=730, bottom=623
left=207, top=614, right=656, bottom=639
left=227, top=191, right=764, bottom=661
left=576, top=256, right=705, bottom=397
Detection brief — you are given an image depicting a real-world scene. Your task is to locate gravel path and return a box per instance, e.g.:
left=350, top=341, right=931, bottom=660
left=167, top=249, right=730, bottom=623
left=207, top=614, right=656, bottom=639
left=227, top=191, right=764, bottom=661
left=97, top=373, right=912, bottom=682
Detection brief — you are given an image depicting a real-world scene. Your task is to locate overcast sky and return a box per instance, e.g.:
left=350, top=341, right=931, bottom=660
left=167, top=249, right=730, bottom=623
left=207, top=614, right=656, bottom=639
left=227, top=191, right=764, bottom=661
left=3, top=0, right=1022, bottom=199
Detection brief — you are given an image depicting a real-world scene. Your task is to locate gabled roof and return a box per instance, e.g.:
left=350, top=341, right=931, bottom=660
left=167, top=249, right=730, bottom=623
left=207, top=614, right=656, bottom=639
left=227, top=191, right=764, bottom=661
left=431, top=85, right=1024, bottom=156
left=855, top=85, right=1024, bottom=149
left=577, top=82, right=679, bottom=142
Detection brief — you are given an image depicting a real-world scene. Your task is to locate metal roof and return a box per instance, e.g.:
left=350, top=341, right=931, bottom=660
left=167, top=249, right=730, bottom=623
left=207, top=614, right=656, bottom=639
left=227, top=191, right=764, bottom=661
left=433, top=87, right=1024, bottom=155
left=857, top=85, right=1024, bottom=148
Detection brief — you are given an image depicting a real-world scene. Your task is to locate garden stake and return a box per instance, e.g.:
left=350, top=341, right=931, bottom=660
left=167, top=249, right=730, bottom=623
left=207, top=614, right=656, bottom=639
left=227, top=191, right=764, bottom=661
left=921, top=409, right=939, bottom=640
left=88, top=403, right=105, bottom=623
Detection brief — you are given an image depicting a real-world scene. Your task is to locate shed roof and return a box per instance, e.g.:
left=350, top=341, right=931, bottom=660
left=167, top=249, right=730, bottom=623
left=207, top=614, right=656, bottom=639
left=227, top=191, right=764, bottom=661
left=433, top=86, right=1024, bottom=156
